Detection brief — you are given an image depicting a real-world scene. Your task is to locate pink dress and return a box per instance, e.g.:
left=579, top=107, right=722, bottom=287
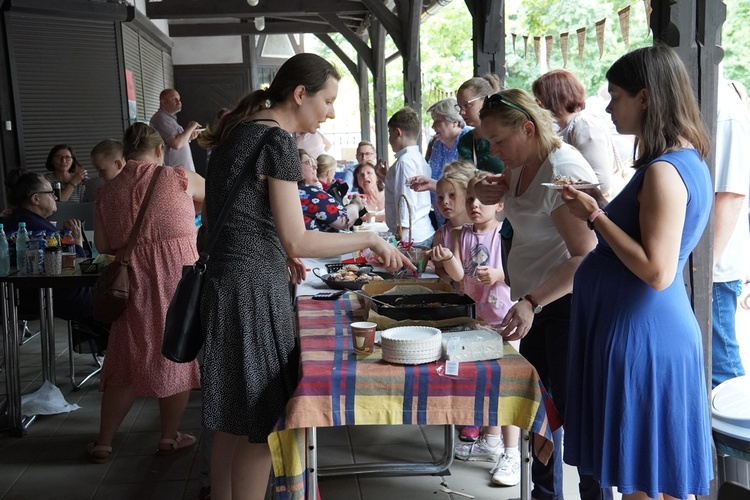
left=95, top=161, right=200, bottom=397
left=457, top=224, right=513, bottom=326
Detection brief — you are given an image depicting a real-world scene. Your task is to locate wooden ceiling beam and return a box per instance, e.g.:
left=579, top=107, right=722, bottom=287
left=169, top=21, right=336, bottom=37
left=147, top=0, right=367, bottom=20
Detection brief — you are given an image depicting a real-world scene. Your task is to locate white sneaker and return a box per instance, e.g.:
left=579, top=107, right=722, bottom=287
left=454, top=435, right=503, bottom=462
left=491, top=452, right=521, bottom=486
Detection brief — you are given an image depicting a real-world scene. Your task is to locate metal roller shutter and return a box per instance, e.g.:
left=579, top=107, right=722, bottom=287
left=122, top=24, right=146, bottom=123
left=140, top=38, right=166, bottom=123
left=7, top=12, right=124, bottom=173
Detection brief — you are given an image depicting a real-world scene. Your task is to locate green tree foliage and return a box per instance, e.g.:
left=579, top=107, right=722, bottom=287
left=308, top=0, right=747, bottom=134
left=722, top=0, right=750, bottom=87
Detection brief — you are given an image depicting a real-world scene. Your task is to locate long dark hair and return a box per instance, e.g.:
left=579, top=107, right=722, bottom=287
left=606, top=44, right=710, bottom=169
left=5, top=168, right=46, bottom=209
left=199, top=53, right=340, bottom=150
left=45, top=144, right=82, bottom=174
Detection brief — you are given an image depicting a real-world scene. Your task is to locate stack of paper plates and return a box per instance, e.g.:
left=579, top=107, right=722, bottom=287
left=381, top=326, right=442, bottom=365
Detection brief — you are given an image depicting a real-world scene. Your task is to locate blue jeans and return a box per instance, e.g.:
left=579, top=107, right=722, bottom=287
left=520, top=295, right=613, bottom=500
left=712, top=280, right=746, bottom=388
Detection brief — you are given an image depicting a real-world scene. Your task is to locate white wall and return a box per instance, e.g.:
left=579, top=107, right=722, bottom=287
left=171, top=36, right=244, bottom=65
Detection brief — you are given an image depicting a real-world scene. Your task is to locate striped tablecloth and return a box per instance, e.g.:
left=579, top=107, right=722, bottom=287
left=270, top=295, right=561, bottom=499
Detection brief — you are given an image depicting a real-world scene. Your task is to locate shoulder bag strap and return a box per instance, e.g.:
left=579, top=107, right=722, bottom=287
left=200, top=126, right=279, bottom=260
left=120, top=165, right=164, bottom=266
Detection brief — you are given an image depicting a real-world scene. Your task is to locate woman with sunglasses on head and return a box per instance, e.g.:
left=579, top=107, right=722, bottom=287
left=45, top=144, right=88, bottom=202
left=561, top=45, right=713, bottom=500
left=474, top=89, right=609, bottom=500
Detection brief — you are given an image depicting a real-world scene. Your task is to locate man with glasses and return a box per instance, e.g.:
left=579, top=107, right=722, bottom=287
left=150, top=89, right=201, bottom=172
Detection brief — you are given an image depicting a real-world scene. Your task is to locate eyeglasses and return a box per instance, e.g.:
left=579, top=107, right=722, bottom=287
left=356, top=151, right=375, bottom=158
left=454, top=95, right=484, bottom=112
left=483, top=94, right=532, bottom=120
left=33, top=191, right=56, bottom=197
left=54, top=155, right=73, bottom=161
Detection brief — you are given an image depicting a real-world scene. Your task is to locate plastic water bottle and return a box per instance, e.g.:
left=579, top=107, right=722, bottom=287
left=62, top=230, right=76, bottom=254
left=0, top=224, right=9, bottom=276
left=15, top=222, right=29, bottom=274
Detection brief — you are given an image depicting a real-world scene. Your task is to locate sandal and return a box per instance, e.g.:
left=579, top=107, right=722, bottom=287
left=156, top=431, right=197, bottom=456
left=87, top=442, right=113, bottom=464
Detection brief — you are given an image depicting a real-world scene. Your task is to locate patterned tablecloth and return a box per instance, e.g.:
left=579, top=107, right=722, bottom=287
left=269, top=295, right=561, bottom=499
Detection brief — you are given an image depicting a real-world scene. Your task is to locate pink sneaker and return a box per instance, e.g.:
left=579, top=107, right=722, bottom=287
left=459, top=425, right=480, bottom=442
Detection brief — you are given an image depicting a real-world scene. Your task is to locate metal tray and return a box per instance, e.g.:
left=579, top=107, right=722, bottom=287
left=370, top=293, right=476, bottom=321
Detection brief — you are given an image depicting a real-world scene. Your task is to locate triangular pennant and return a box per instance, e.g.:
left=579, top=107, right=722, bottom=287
left=512, top=33, right=518, bottom=54
left=618, top=6, right=631, bottom=50
left=534, top=36, right=541, bottom=67
left=576, top=27, right=586, bottom=65
left=545, top=35, right=553, bottom=68
left=560, top=32, right=569, bottom=68
left=595, top=19, right=606, bottom=60
left=523, top=35, right=529, bottom=58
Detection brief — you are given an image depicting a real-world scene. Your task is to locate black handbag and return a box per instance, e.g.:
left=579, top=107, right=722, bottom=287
left=162, top=127, right=279, bottom=362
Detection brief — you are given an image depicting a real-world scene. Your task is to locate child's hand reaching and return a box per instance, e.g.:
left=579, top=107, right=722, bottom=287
left=475, top=265, right=503, bottom=286
left=429, top=244, right=454, bottom=263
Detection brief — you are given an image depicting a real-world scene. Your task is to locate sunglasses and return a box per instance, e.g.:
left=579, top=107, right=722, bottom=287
left=483, top=94, right=532, bottom=120
left=454, top=95, right=484, bottom=112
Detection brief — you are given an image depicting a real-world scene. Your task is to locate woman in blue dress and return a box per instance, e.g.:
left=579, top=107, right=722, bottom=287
left=560, top=44, right=714, bottom=499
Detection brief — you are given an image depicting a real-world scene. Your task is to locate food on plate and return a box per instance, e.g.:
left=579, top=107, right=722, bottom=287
left=329, top=268, right=384, bottom=283
left=553, top=175, right=594, bottom=186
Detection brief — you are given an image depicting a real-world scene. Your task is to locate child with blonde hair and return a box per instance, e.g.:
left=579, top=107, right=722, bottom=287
left=431, top=160, right=474, bottom=283
left=432, top=172, right=521, bottom=487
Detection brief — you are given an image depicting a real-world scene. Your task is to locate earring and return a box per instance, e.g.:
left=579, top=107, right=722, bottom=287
left=265, top=99, right=271, bottom=109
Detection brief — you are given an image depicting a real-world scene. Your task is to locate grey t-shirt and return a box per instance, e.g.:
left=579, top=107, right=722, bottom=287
left=149, top=109, right=196, bottom=172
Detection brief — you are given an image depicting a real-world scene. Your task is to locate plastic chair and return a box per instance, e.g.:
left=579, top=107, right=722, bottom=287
left=720, top=482, right=750, bottom=500
left=67, top=320, right=106, bottom=391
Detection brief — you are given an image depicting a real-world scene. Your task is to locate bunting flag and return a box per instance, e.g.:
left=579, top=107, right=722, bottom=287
left=618, top=6, right=631, bottom=50
left=576, top=27, right=586, bottom=64
left=595, top=19, right=606, bottom=59
left=545, top=36, right=553, bottom=68
left=644, top=0, right=653, bottom=34
left=506, top=0, right=650, bottom=67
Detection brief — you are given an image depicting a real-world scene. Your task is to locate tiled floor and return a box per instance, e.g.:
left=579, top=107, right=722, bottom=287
left=1, top=308, right=747, bottom=500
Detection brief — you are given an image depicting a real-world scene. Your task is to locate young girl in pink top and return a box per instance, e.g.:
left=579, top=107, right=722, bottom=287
left=432, top=173, right=520, bottom=487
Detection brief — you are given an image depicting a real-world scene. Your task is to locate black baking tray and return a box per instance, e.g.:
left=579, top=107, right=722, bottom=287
left=313, top=267, right=395, bottom=290
left=371, top=293, right=476, bottom=321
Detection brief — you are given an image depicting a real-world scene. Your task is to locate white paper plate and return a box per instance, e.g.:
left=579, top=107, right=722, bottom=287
left=541, top=182, right=599, bottom=190
left=381, top=326, right=442, bottom=342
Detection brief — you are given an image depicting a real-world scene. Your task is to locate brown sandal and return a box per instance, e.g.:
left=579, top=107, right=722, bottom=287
left=87, top=442, right=113, bottom=464
left=156, top=431, right=197, bottom=456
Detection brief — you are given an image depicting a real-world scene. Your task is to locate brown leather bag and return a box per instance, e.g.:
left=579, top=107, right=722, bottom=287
left=92, top=167, right=163, bottom=323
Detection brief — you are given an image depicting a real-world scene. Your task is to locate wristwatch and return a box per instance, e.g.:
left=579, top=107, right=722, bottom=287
left=522, top=294, right=543, bottom=314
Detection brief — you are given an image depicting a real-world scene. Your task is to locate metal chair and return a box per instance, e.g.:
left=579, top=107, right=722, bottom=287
left=67, top=320, right=107, bottom=391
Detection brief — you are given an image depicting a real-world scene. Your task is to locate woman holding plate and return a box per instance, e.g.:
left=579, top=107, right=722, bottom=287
left=474, top=89, right=608, bottom=500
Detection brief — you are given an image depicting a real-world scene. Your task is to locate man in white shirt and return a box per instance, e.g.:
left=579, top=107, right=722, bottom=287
left=149, top=89, right=200, bottom=172
left=711, top=79, right=750, bottom=387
